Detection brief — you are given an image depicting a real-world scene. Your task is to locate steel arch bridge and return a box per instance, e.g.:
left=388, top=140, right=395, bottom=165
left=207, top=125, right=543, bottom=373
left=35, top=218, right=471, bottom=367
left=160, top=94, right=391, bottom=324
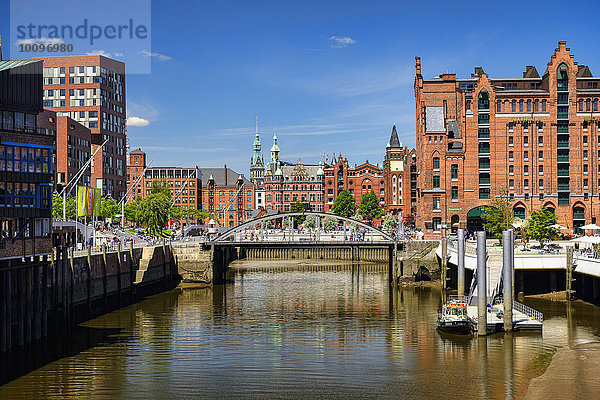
left=210, top=211, right=396, bottom=243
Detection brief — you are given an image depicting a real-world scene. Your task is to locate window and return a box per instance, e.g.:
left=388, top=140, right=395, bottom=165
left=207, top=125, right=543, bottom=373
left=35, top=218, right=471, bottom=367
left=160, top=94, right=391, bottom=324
left=538, top=136, right=543, bottom=146
left=584, top=179, right=589, bottom=189
left=542, top=99, right=547, bottom=112
left=508, top=122, right=514, bottom=133
left=534, top=99, right=539, bottom=112
left=433, top=197, right=440, bottom=211
left=452, top=186, right=458, bottom=201
left=519, top=100, right=524, bottom=113
left=509, top=179, right=514, bottom=189
left=433, top=217, right=442, bottom=232
left=527, top=99, right=531, bottom=112
left=524, top=151, right=529, bottom=161
left=524, top=136, right=528, bottom=146
left=512, top=100, right=516, bottom=113
left=432, top=157, right=440, bottom=170
left=595, top=99, right=598, bottom=112
left=584, top=121, right=588, bottom=132
left=509, top=165, right=514, bottom=175
left=69, top=66, right=74, bottom=73
left=509, top=151, right=514, bottom=161
left=539, top=151, right=543, bottom=160
left=524, top=122, right=529, bottom=132
left=584, top=164, right=589, bottom=174
left=584, top=150, right=588, bottom=160
left=509, top=136, right=513, bottom=146
left=584, top=136, right=588, bottom=146
left=587, top=99, right=591, bottom=112
left=579, top=99, right=584, bottom=111
left=433, top=176, right=440, bottom=189
left=539, top=165, right=543, bottom=175
left=496, top=100, right=501, bottom=113
left=524, top=165, right=529, bottom=175
left=479, top=188, right=490, bottom=199
left=451, top=164, right=458, bottom=180
left=538, top=122, right=543, bottom=132
left=539, top=179, right=544, bottom=189
left=524, top=179, right=529, bottom=189
left=466, top=100, right=471, bottom=111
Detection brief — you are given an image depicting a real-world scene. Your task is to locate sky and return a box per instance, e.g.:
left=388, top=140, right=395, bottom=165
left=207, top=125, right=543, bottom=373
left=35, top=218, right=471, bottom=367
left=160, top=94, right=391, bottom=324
left=2, top=0, right=600, bottom=176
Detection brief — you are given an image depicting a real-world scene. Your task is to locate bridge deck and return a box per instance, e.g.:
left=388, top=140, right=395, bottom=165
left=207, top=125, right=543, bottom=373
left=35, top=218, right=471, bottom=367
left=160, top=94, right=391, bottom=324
left=211, top=240, right=397, bottom=247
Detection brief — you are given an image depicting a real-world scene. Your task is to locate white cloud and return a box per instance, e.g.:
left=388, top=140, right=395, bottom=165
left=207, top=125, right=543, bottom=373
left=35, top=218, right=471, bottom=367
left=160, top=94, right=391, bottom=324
left=15, top=37, right=64, bottom=46
left=140, top=49, right=172, bottom=61
left=86, top=49, right=112, bottom=57
left=127, top=100, right=159, bottom=121
left=126, top=116, right=150, bottom=127
left=114, top=52, right=124, bottom=57
left=329, top=36, right=357, bottom=48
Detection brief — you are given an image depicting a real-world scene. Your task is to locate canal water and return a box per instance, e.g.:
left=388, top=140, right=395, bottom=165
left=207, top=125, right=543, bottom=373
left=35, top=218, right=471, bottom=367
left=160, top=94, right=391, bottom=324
left=1, top=260, right=600, bottom=399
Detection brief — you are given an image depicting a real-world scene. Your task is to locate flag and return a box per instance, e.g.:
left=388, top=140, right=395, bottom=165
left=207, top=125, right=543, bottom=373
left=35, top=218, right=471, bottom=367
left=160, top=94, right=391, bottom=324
left=76, top=186, right=87, bottom=217
left=86, top=187, right=95, bottom=217
left=93, top=188, right=102, bottom=215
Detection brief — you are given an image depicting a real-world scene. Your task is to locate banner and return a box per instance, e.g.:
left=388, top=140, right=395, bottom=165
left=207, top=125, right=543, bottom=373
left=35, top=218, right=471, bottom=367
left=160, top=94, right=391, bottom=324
left=77, top=186, right=87, bottom=217
left=94, top=188, right=102, bottom=215
left=86, top=188, right=95, bottom=217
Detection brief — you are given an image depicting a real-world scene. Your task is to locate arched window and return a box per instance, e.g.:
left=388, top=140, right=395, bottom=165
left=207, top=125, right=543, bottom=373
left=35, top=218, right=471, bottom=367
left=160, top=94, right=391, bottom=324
left=478, top=91, right=489, bottom=110
left=432, top=157, right=440, bottom=170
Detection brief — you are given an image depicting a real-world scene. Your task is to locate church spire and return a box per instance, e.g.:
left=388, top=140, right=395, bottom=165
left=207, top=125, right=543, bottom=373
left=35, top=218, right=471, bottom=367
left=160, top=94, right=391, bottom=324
left=250, top=116, right=265, bottom=185
left=387, top=123, right=402, bottom=148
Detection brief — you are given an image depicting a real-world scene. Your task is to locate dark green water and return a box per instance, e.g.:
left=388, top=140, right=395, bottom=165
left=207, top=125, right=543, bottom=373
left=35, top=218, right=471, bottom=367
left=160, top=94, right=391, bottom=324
left=1, top=260, right=600, bottom=399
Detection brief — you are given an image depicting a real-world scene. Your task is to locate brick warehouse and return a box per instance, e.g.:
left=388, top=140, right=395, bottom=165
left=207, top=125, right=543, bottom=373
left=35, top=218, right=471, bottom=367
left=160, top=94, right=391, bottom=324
left=415, top=41, right=600, bottom=237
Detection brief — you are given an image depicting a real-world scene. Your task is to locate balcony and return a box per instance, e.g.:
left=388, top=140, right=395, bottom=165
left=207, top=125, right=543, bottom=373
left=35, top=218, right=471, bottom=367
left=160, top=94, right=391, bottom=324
left=557, top=154, right=569, bottom=162
left=557, top=183, right=570, bottom=191
left=557, top=112, right=569, bottom=119
left=557, top=81, right=569, bottom=91
left=558, top=196, right=570, bottom=205
left=557, top=140, right=570, bottom=148
left=557, top=169, right=570, bottom=177
left=558, top=98, right=569, bottom=105
left=479, top=177, right=490, bottom=185
left=479, top=161, right=490, bottom=170
left=557, top=125, right=569, bottom=133
left=478, top=115, right=490, bottom=125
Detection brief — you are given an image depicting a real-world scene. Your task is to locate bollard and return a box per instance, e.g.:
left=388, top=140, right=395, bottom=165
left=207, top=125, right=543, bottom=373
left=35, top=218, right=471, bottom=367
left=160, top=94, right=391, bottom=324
left=457, top=229, right=466, bottom=296
left=503, top=231, right=513, bottom=332
left=477, top=231, right=487, bottom=336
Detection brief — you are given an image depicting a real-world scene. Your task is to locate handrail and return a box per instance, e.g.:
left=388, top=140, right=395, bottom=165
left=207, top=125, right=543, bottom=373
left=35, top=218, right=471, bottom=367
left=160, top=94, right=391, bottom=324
left=513, top=300, right=544, bottom=322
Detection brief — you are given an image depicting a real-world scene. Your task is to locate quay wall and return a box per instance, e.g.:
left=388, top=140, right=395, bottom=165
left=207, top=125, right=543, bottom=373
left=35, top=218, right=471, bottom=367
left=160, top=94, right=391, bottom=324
left=0, top=245, right=179, bottom=355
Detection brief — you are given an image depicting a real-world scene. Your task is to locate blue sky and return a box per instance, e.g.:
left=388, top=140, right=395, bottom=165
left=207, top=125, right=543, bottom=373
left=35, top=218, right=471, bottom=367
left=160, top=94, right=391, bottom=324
left=2, top=0, right=600, bottom=175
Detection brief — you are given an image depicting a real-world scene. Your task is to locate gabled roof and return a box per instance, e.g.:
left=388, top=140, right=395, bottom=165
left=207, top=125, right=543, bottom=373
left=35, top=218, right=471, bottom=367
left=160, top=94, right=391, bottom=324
left=200, top=167, right=252, bottom=186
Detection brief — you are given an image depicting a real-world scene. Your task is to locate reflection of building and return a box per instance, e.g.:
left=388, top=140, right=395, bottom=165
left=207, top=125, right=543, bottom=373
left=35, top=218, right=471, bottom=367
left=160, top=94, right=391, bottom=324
left=34, top=55, right=126, bottom=199
left=0, top=58, right=54, bottom=259
left=415, top=41, right=600, bottom=237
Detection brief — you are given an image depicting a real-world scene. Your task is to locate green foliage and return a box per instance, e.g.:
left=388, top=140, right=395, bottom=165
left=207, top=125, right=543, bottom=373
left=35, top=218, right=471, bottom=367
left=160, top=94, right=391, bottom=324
left=99, top=197, right=120, bottom=220
left=124, top=197, right=141, bottom=224
left=331, top=190, right=356, bottom=218
left=358, top=190, right=383, bottom=223
left=323, top=215, right=338, bottom=231
left=483, top=194, right=513, bottom=239
left=290, top=201, right=306, bottom=226
left=382, top=213, right=397, bottom=232
left=52, top=193, right=77, bottom=219
left=136, top=192, right=172, bottom=237
left=349, top=210, right=363, bottom=230
left=150, top=179, right=171, bottom=197
left=303, top=214, right=317, bottom=229
left=524, top=208, right=558, bottom=244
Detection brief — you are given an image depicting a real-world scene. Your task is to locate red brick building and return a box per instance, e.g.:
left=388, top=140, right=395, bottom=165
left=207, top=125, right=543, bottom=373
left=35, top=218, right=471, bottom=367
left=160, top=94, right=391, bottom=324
left=383, top=124, right=417, bottom=224
left=415, top=41, right=600, bottom=237
left=323, top=155, right=384, bottom=212
left=38, top=110, right=91, bottom=190
left=34, top=55, right=126, bottom=199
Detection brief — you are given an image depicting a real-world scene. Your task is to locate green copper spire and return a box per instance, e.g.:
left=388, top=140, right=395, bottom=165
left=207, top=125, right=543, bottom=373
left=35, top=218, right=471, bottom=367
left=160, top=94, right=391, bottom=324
left=251, top=116, right=264, bottom=167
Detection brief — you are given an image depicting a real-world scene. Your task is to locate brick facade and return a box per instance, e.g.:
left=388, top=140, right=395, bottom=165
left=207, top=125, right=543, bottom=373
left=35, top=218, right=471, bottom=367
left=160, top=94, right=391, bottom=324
left=415, top=41, right=600, bottom=237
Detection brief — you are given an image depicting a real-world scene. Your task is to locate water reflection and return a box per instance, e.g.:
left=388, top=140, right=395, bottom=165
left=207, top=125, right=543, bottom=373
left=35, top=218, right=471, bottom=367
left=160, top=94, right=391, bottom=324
left=0, top=261, right=599, bottom=399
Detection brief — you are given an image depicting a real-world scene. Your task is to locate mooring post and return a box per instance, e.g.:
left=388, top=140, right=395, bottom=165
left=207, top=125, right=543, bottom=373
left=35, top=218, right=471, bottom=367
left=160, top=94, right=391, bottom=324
left=457, top=228, right=466, bottom=296
left=441, top=238, right=448, bottom=291
left=509, top=229, right=515, bottom=299
left=477, top=231, right=487, bottom=336
left=503, top=230, right=513, bottom=332
left=566, top=247, right=574, bottom=300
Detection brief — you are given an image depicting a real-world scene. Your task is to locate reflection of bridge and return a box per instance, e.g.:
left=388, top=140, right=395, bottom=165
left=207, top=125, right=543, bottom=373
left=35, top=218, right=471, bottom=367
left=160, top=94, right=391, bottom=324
left=205, top=212, right=400, bottom=284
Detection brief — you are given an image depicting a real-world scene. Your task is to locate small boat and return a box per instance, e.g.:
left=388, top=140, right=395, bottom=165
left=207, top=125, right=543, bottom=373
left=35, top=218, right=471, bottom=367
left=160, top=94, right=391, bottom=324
left=436, top=296, right=473, bottom=335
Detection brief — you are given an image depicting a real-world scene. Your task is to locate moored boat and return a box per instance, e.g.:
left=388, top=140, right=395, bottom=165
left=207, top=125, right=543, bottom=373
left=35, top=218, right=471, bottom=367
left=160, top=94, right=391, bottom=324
left=436, top=295, right=473, bottom=335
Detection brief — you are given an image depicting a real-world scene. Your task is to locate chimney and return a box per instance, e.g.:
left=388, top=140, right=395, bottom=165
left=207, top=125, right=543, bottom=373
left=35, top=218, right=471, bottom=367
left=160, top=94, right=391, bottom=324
left=224, top=164, right=227, bottom=186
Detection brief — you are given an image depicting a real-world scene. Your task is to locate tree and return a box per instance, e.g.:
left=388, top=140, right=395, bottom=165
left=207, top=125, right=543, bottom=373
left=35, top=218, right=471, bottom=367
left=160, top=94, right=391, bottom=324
left=358, top=190, right=383, bottom=224
left=99, top=197, right=120, bottom=220
left=150, top=179, right=171, bottom=197
left=303, top=214, right=317, bottom=229
left=483, top=193, right=514, bottom=240
left=289, top=201, right=306, bottom=226
left=323, top=215, right=338, bottom=231
left=331, top=190, right=356, bottom=218
left=382, top=213, right=397, bottom=232
left=524, top=208, right=558, bottom=245
left=52, top=193, right=76, bottom=219
left=124, top=197, right=141, bottom=225
left=349, top=210, right=363, bottom=230
left=136, top=192, right=172, bottom=236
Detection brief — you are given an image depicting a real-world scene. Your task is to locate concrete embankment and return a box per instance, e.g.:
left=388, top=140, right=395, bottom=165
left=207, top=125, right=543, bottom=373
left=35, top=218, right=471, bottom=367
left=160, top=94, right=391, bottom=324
left=0, top=244, right=179, bottom=355
left=525, top=342, right=600, bottom=399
